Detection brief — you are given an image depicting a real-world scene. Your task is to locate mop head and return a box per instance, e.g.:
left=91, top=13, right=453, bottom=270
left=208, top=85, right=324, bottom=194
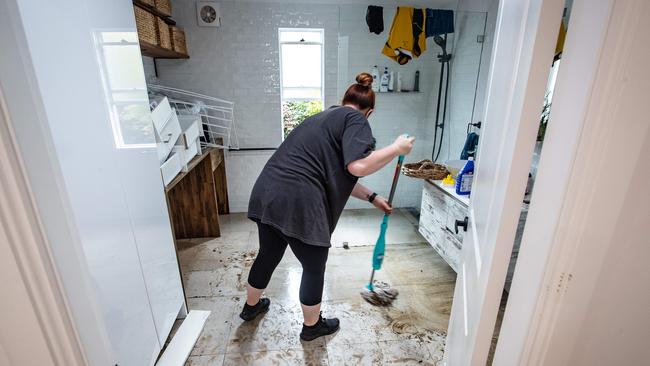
left=360, top=281, right=399, bottom=306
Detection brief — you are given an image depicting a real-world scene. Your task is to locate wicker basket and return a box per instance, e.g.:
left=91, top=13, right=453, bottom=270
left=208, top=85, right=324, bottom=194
left=171, top=26, right=187, bottom=55
left=134, top=6, right=157, bottom=45
left=155, top=0, right=172, bottom=17
left=157, top=17, right=172, bottom=49
left=140, top=0, right=155, bottom=7
left=402, top=159, right=449, bottom=180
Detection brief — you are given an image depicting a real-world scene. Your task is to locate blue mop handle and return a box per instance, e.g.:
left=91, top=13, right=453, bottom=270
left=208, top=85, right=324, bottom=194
left=371, top=153, right=405, bottom=270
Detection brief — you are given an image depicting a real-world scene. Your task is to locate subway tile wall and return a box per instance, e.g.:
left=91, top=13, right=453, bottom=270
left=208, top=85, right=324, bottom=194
left=338, top=4, right=442, bottom=210
left=145, top=1, right=491, bottom=213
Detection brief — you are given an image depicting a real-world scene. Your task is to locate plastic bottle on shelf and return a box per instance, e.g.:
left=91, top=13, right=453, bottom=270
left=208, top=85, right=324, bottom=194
left=396, top=72, right=402, bottom=92
left=380, top=67, right=389, bottom=92
left=388, top=71, right=395, bottom=92
left=371, top=66, right=380, bottom=92
left=442, top=174, right=455, bottom=187
left=455, top=157, right=474, bottom=196
left=414, top=70, right=420, bottom=92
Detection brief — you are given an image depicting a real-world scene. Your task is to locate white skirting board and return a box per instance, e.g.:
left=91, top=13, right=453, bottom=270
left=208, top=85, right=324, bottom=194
left=156, top=310, right=211, bottom=366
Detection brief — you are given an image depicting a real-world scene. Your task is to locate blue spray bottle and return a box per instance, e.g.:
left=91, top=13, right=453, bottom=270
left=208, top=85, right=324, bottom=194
left=455, top=157, right=474, bottom=196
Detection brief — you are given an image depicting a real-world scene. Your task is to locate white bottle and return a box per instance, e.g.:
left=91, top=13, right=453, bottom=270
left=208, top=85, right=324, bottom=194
left=388, top=71, right=395, bottom=92
left=380, top=67, right=389, bottom=93
left=371, top=65, right=380, bottom=92
left=396, top=72, right=402, bottom=92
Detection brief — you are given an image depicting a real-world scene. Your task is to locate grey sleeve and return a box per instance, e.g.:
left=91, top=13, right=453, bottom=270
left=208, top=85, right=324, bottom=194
left=342, top=113, right=376, bottom=168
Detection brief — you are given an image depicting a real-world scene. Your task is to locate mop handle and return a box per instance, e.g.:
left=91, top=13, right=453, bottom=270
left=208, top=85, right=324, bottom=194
left=386, top=155, right=404, bottom=206
left=386, top=134, right=409, bottom=206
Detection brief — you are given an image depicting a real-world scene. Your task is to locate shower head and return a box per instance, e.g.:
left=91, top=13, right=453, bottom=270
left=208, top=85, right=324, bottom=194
left=434, top=34, right=451, bottom=61
left=434, top=35, right=446, bottom=49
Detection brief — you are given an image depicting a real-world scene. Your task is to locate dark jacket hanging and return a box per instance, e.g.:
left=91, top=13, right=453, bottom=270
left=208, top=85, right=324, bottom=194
left=366, top=5, right=384, bottom=34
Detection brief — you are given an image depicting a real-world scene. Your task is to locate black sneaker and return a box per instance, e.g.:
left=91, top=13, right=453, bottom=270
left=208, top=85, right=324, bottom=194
left=239, top=298, right=270, bottom=321
left=300, top=313, right=340, bottom=341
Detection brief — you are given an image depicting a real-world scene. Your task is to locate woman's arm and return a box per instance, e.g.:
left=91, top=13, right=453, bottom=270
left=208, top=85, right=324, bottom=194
left=347, top=135, right=415, bottom=177
left=351, top=182, right=393, bottom=214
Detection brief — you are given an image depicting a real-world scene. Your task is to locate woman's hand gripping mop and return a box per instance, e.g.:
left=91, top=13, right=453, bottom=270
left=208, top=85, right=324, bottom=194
left=360, top=154, right=405, bottom=306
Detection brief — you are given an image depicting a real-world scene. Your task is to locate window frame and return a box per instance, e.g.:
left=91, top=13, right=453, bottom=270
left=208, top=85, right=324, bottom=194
left=278, top=28, right=325, bottom=134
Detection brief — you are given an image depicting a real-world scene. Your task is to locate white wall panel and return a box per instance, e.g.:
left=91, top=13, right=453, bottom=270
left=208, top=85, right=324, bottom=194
left=9, top=0, right=185, bottom=364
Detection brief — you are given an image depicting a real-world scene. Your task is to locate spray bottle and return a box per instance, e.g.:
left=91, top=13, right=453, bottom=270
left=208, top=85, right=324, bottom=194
left=455, top=157, right=474, bottom=196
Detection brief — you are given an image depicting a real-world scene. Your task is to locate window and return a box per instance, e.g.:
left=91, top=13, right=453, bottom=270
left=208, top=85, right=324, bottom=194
left=95, top=31, right=154, bottom=149
left=279, top=28, right=324, bottom=138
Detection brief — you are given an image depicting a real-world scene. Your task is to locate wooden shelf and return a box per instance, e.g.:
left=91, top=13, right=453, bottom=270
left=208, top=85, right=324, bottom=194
left=140, top=39, right=189, bottom=59
left=133, top=0, right=176, bottom=25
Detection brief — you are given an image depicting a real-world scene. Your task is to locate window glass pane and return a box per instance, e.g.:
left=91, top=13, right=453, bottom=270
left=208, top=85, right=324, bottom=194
left=281, top=44, right=321, bottom=88
left=101, top=32, right=138, bottom=43
left=282, top=100, right=323, bottom=138
left=103, top=44, right=147, bottom=90
left=282, top=88, right=322, bottom=99
left=279, top=30, right=322, bottom=43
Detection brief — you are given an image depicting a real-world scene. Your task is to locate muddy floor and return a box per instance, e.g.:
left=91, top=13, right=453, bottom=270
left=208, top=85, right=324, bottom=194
left=175, top=210, right=456, bottom=365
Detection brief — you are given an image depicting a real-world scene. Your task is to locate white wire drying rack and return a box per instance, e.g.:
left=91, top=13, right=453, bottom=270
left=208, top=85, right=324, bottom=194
left=148, top=84, right=239, bottom=150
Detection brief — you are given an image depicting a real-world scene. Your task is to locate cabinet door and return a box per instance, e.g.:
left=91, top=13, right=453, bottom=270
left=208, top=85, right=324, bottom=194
left=445, top=199, right=469, bottom=244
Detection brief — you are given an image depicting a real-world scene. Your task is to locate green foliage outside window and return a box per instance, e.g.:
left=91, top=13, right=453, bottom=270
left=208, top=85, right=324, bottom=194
left=282, top=100, right=323, bottom=138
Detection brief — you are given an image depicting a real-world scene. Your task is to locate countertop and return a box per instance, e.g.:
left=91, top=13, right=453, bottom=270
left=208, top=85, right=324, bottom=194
left=425, top=179, right=471, bottom=207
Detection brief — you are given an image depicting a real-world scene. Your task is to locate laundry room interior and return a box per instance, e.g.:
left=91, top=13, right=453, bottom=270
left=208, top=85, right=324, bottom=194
left=132, top=0, right=503, bottom=362
left=1, top=0, right=576, bottom=364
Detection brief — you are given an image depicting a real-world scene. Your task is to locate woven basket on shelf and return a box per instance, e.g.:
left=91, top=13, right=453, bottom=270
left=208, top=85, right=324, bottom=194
left=155, top=0, right=172, bottom=17
left=134, top=6, right=157, bottom=45
left=402, top=159, right=449, bottom=180
left=171, top=26, right=187, bottom=55
left=157, top=17, right=172, bottom=49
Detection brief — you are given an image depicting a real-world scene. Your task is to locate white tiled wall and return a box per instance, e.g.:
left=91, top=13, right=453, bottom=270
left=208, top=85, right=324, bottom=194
left=146, top=0, right=492, bottom=213
left=338, top=4, right=442, bottom=209
left=433, top=11, right=489, bottom=163
left=153, top=1, right=339, bottom=149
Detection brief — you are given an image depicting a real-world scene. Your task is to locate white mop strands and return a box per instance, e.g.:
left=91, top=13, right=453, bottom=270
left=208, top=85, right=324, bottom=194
left=360, top=281, right=399, bottom=306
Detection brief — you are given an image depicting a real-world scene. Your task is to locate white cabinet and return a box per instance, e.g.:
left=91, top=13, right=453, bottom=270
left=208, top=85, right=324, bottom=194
left=419, top=180, right=469, bottom=272
left=7, top=0, right=187, bottom=365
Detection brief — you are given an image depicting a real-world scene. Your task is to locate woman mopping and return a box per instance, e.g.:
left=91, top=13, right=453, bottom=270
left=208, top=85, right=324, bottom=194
left=242, top=72, right=415, bottom=341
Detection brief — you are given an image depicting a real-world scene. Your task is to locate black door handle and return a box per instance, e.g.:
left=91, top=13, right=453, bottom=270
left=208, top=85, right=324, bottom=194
left=455, top=216, right=468, bottom=234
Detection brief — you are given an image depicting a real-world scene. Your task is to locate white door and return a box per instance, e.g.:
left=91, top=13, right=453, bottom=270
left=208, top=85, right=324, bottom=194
left=443, top=0, right=565, bottom=364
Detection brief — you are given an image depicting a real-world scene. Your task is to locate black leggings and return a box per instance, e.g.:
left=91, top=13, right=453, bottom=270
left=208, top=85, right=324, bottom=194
left=247, top=222, right=329, bottom=306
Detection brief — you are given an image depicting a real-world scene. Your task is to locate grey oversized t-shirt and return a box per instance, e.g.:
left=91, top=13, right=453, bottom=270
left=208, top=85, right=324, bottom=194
left=248, top=106, right=376, bottom=247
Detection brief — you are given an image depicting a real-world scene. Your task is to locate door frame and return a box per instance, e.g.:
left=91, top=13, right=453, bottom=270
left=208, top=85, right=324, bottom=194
left=494, top=0, right=643, bottom=364
left=0, top=87, right=87, bottom=366
left=0, top=0, right=115, bottom=363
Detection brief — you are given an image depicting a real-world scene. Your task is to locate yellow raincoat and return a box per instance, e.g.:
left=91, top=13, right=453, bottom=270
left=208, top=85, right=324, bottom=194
left=382, top=7, right=427, bottom=65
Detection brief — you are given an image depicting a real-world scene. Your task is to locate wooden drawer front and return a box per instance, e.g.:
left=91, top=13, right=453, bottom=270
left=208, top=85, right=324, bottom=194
left=156, top=113, right=182, bottom=164
left=151, top=97, right=173, bottom=131
left=445, top=199, right=468, bottom=244
left=440, top=231, right=461, bottom=272
left=177, top=116, right=201, bottom=148
left=419, top=210, right=444, bottom=246
left=422, top=183, right=448, bottom=226
left=160, top=152, right=181, bottom=186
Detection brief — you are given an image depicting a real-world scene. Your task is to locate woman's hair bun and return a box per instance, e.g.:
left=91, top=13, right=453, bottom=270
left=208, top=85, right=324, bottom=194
left=356, top=72, right=373, bottom=88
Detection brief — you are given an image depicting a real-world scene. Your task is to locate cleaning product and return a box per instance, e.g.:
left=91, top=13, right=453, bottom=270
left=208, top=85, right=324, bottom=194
left=442, top=174, right=455, bottom=187
left=388, top=71, right=395, bottom=92
left=396, top=72, right=402, bottom=92
left=371, top=65, right=380, bottom=92
left=413, top=70, right=420, bottom=92
left=455, top=157, right=474, bottom=195
left=380, top=67, right=389, bottom=92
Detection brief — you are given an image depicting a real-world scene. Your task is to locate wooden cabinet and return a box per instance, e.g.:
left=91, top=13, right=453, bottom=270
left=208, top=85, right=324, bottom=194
left=165, top=148, right=228, bottom=239
left=419, top=180, right=469, bottom=273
